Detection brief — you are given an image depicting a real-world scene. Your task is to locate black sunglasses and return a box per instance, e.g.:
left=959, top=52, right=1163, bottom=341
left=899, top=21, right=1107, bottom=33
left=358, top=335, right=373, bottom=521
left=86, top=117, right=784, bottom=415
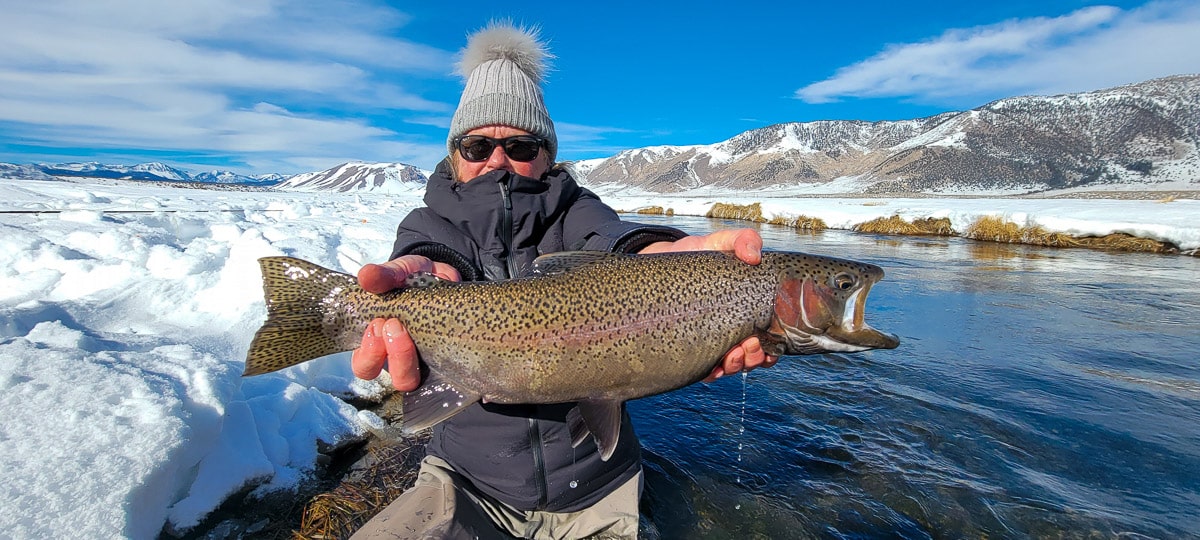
left=453, top=135, right=545, bottom=162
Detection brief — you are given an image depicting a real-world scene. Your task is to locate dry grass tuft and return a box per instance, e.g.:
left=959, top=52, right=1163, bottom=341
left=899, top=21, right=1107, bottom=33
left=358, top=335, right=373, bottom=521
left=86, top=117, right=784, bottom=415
left=1075, top=233, right=1179, bottom=254
left=768, top=214, right=827, bottom=231
left=706, top=202, right=765, bottom=223
left=854, top=215, right=955, bottom=236
left=964, top=216, right=1025, bottom=243
left=293, top=438, right=428, bottom=540
left=635, top=206, right=665, bottom=215
left=912, top=217, right=956, bottom=236
left=1157, top=194, right=1177, bottom=203
left=965, top=216, right=1180, bottom=254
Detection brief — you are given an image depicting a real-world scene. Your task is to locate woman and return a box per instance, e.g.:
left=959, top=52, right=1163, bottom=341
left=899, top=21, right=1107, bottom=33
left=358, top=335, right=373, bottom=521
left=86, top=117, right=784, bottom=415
left=349, top=22, right=774, bottom=539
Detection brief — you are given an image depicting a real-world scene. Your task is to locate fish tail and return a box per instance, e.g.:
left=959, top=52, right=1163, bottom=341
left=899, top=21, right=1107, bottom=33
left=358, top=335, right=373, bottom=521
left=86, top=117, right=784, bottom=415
left=243, top=256, right=364, bottom=376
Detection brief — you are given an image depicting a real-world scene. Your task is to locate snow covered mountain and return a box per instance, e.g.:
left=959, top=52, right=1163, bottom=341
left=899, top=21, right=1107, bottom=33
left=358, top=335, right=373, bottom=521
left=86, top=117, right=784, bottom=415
left=276, top=162, right=427, bottom=193
left=0, top=161, right=280, bottom=186
left=38, top=161, right=191, bottom=182
left=0, top=159, right=426, bottom=193
left=0, top=163, right=54, bottom=180
left=579, top=74, right=1200, bottom=195
left=192, top=170, right=284, bottom=185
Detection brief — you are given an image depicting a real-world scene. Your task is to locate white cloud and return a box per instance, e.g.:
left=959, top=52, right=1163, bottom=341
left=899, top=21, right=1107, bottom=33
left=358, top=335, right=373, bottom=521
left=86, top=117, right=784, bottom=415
left=796, top=1, right=1200, bottom=105
left=0, top=0, right=454, bottom=173
left=552, top=121, right=642, bottom=158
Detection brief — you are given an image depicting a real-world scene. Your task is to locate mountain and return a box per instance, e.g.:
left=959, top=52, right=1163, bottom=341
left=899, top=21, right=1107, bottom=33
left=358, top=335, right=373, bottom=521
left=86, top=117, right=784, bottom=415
left=39, top=161, right=191, bottom=182
left=0, top=159, right=426, bottom=192
left=276, top=162, right=427, bottom=193
left=191, top=170, right=284, bottom=185
left=578, top=75, right=1200, bottom=195
left=0, top=161, right=281, bottom=186
left=0, top=163, right=54, bottom=180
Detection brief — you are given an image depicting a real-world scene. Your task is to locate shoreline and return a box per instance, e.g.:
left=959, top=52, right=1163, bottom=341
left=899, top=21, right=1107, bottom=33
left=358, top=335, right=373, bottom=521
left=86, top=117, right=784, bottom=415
left=601, top=197, right=1199, bottom=257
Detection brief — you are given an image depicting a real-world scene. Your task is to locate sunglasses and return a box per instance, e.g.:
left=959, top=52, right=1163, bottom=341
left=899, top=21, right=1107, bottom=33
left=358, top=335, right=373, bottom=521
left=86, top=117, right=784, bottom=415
left=453, top=135, right=545, bottom=162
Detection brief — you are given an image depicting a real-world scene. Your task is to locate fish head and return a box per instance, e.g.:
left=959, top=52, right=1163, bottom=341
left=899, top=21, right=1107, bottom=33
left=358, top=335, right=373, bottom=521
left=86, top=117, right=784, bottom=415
left=763, top=253, right=900, bottom=356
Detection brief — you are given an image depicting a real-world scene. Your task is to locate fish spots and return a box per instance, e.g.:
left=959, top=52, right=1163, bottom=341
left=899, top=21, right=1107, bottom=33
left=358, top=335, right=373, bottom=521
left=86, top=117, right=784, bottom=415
left=246, top=251, right=896, bottom=406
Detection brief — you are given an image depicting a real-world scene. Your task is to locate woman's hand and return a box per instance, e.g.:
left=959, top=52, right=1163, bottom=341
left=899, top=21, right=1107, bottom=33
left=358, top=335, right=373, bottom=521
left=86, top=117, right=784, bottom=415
left=350, top=255, right=460, bottom=391
left=639, top=228, right=780, bottom=380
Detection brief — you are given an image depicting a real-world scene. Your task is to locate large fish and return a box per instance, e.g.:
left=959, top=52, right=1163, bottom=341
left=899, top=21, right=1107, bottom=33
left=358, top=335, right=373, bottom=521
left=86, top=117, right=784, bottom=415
left=244, top=250, right=900, bottom=460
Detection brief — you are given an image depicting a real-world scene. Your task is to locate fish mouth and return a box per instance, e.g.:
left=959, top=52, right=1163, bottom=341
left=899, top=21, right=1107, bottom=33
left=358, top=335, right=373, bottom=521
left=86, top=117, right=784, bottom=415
left=827, top=281, right=899, bottom=350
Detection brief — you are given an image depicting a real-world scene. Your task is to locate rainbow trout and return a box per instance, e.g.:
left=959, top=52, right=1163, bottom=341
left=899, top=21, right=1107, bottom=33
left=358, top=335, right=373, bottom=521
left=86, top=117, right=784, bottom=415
left=244, top=250, right=899, bottom=460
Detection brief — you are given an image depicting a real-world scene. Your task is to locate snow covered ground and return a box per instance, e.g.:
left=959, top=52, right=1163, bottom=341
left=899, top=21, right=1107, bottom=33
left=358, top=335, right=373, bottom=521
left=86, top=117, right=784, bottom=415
left=1, top=176, right=1197, bottom=538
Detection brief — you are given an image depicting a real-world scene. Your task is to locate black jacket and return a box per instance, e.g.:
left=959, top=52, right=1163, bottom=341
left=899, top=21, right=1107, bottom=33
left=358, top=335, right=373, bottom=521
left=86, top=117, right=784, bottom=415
left=390, top=159, right=685, bottom=512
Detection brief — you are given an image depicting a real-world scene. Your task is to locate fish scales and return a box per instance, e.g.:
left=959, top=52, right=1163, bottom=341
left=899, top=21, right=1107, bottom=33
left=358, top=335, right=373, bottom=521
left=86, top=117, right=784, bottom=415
left=391, top=253, right=775, bottom=403
left=244, top=250, right=900, bottom=460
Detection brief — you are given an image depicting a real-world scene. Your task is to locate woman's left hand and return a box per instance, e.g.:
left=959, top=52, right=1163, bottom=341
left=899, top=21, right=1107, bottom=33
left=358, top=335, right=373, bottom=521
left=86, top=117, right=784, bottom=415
left=639, top=228, right=780, bottom=380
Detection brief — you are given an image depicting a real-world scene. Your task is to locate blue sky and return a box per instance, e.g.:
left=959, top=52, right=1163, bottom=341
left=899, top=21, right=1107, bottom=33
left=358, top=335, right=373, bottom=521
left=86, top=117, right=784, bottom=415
left=2, top=0, right=1198, bottom=175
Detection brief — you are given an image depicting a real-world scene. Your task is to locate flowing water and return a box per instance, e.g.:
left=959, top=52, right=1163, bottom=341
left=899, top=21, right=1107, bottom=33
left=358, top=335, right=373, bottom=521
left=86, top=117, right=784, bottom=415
left=627, top=216, right=1200, bottom=539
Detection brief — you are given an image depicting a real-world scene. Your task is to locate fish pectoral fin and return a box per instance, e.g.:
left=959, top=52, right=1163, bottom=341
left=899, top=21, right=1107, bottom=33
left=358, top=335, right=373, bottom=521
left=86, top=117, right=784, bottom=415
left=400, top=371, right=480, bottom=434
left=567, top=399, right=625, bottom=462
left=566, top=407, right=591, bottom=448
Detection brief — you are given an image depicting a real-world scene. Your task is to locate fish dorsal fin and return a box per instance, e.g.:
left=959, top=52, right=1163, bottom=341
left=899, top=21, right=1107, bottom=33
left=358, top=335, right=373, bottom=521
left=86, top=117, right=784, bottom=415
left=530, top=251, right=632, bottom=276
left=400, top=370, right=481, bottom=434
left=566, top=399, right=625, bottom=461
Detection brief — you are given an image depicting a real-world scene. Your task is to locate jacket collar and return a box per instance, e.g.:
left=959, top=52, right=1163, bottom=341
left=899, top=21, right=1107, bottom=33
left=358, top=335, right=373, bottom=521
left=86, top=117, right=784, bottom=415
left=420, top=158, right=582, bottom=256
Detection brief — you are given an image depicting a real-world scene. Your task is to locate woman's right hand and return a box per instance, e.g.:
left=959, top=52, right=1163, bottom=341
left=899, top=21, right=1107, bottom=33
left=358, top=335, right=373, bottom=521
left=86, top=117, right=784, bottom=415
left=351, top=255, right=461, bottom=391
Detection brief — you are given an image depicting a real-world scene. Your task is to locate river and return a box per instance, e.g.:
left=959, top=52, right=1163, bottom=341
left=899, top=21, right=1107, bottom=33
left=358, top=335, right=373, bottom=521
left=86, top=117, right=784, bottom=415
left=627, top=215, right=1200, bottom=539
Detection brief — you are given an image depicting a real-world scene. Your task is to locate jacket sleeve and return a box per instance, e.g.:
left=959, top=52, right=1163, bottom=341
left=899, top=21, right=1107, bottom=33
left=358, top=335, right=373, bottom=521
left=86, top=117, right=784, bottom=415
left=564, top=189, right=687, bottom=253
left=388, top=209, right=486, bottom=282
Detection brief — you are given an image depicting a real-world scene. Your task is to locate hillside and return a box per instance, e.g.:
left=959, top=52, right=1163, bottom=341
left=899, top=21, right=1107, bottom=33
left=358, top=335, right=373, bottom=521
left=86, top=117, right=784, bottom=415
left=577, top=75, right=1200, bottom=196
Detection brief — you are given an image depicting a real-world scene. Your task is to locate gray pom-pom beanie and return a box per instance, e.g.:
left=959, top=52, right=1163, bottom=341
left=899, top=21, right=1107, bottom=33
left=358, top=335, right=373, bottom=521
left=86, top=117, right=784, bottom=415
left=447, top=22, right=557, bottom=162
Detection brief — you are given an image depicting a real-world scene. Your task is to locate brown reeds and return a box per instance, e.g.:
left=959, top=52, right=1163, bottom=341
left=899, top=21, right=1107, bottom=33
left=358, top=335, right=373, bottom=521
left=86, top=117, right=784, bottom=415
left=965, top=216, right=1080, bottom=247
left=293, top=437, right=428, bottom=540
left=913, top=217, right=956, bottom=236
left=635, top=199, right=1188, bottom=257
left=1075, top=233, right=1179, bottom=254
left=964, top=216, right=1179, bottom=254
left=706, top=202, right=766, bottom=223
left=853, top=215, right=956, bottom=236
left=768, top=214, right=827, bottom=231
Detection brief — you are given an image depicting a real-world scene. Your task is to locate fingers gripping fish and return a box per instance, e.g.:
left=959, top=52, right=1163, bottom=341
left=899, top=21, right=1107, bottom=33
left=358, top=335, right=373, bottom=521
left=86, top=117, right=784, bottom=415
left=243, top=250, right=900, bottom=461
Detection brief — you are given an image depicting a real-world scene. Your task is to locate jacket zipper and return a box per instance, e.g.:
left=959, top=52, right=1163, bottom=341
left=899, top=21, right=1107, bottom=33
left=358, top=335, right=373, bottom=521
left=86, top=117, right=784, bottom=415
left=497, top=179, right=519, bottom=279
left=499, top=177, right=548, bottom=507
left=528, top=418, right=549, bottom=509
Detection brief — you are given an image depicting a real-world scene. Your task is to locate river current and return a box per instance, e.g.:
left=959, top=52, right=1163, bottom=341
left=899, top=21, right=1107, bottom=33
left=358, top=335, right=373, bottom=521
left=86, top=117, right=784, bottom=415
left=627, top=215, right=1200, bottom=539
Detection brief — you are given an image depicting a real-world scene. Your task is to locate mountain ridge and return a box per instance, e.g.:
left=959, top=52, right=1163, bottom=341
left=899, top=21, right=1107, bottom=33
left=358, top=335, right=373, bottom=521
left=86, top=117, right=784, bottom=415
left=575, top=74, right=1200, bottom=196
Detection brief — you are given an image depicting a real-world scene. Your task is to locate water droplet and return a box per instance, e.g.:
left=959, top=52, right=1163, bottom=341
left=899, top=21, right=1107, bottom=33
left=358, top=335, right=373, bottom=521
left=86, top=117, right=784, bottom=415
left=569, top=480, right=578, bottom=489
left=735, top=504, right=742, bottom=510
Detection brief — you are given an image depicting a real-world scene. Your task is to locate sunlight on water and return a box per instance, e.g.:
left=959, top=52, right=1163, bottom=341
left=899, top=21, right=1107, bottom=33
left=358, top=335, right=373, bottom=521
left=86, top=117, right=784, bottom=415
left=628, top=215, right=1200, bottom=538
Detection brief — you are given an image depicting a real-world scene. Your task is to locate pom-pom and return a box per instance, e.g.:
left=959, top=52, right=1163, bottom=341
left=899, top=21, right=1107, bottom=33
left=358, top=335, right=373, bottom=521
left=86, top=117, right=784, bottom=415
left=457, top=20, right=552, bottom=84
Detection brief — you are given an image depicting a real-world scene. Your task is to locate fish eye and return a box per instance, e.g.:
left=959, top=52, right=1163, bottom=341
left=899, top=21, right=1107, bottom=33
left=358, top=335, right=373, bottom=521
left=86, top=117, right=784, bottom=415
left=832, top=273, right=857, bottom=290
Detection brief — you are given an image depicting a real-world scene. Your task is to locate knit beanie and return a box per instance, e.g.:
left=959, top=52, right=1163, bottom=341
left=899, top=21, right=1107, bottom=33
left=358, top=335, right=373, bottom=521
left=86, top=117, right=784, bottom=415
left=447, top=22, right=558, bottom=162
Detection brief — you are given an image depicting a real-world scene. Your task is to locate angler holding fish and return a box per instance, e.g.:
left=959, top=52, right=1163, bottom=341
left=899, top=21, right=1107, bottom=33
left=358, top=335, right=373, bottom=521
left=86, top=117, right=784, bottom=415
left=244, top=22, right=897, bottom=540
